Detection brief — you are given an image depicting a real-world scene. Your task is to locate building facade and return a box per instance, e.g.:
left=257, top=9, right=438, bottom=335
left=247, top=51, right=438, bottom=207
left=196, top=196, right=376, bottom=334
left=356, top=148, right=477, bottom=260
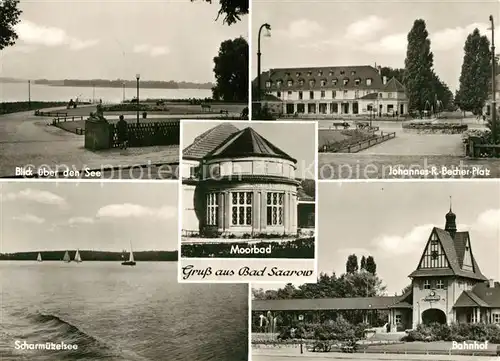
left=253, top=207, right=500, bottom=331
left=259, top=65, right=408, bottom=116
left=182, top=124, right=314, bottom=238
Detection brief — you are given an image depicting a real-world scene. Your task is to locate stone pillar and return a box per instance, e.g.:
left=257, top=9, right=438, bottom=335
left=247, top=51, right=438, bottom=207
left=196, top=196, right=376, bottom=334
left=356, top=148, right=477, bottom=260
left=224, top=191, right=230, bottom=229
left=294, top=103, right=297, bottom=113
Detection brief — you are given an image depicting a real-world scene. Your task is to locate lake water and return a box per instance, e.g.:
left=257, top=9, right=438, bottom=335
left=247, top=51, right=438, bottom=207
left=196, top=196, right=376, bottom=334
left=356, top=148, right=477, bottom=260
left=0, top=262, right=248, bottom=361
left=0, top=82, right=212, bottom=103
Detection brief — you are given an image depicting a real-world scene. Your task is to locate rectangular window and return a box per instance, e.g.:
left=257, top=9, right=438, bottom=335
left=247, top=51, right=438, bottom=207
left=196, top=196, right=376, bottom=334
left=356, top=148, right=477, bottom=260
left=266, top=192, right=284, bottom=226
left=309, top=91, right=314, bottom=100
left=206, top=193, right=218, bottom=226
left=423, top=280, right=431, bottom=289
left=332, top=91, right=336, bottom=99
left=320, top=91, right=325, bottom=99
left=493, top=313, right=500, bottom=324
left=436, top=280, right=445, bottom=289
left=298, top=91, right=303, bottom=100
left=231, top=192, right=252, bottom=226
left=395, top=315, right=402, bottom=324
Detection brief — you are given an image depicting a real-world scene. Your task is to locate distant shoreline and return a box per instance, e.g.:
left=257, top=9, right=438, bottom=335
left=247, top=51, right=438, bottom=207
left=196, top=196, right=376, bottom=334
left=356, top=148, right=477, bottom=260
left=0, top=250, right=178, bottom=262
left=0, top=78, right=213, bottom=90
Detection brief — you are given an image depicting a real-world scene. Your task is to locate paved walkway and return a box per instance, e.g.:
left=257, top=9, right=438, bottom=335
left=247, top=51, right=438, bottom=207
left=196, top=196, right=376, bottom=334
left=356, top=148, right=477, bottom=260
left=0, top=107, right=179, bottom=178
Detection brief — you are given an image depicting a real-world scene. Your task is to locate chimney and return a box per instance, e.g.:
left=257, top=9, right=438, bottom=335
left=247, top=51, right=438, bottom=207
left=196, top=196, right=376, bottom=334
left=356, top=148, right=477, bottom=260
left=383, top=76, right=387, bottom=85
left=377, top=66, right=382, bottom=75
left=489, top=279, right=495, bottom=288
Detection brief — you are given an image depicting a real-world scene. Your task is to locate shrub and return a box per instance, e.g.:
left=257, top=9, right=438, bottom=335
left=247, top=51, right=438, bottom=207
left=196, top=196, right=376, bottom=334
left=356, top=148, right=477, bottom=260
left=403, top=323, right=500, bottom=343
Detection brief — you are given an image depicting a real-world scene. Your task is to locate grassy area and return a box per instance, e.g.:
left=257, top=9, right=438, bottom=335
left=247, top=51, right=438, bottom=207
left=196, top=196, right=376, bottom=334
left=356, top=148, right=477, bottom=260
left=0, top=101, right=68, bottom=115
left=318, top=129, right=378, bottom=152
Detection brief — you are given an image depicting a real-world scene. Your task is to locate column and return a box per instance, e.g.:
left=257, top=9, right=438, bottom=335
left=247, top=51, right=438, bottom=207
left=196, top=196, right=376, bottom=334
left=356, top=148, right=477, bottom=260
left=478, top=308, right=481, bottom=323
left=294, top=103, right=297, bottom=113
left=283, top=192, right=288, bottom=232
left=224, top=191, right=230, bottom=230
left=253, top=190, right=260, bottom=233
left=261, top=191, right=267, bottom=231
left=217, top=192, right=224, bottom=231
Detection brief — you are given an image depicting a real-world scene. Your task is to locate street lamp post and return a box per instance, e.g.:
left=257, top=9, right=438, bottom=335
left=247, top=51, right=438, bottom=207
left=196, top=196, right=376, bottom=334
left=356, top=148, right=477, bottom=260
left=257, top=23, right=271, bottom=112
left=490, top=15, right=497, bottom=144
left=28, top=80, right=31, bottom=109
left=136, top=74, right=140, bottom=125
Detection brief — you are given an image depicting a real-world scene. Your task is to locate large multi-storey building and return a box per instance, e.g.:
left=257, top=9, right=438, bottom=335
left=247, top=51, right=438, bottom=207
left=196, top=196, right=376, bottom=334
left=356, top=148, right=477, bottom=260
left=259, top=65, right=408, bottom=116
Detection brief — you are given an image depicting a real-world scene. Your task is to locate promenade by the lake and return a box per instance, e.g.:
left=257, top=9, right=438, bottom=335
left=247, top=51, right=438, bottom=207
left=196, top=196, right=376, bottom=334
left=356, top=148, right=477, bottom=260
left=0, top=105, right=179, bottom=179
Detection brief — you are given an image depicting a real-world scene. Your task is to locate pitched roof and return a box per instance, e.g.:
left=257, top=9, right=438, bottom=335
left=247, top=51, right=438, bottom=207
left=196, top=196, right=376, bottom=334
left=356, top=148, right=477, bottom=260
left=252, top=296, right=401, bottom=312
left=454, top=290, right=490, bottom=308
left=469, top=281, right=500, bottom=308
left=383, top=77, right=405, bottom=92
left=297, top=187, right=314, bottom=202
left=258, top=65, right=384, bottom=91
left=360, top=93, right=378, bottom=100
left=409, top=228, right=487, bottom=281
left=205, top=127, right=297, bottom=163
left=183, top=123, right=239, bottom=160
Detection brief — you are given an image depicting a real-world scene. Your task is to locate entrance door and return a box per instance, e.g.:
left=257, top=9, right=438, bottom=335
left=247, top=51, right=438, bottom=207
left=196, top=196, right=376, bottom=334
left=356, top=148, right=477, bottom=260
left=400, top=104, right=405, bottom=115
left=421, top=308, right=447, bottom=325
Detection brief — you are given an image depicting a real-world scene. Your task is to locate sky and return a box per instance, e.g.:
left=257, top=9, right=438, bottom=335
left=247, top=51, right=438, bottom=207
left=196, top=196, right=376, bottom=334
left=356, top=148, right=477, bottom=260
left=182, top=120, right=317, bottom=179
left=252, top=0, right=500, bottom=92
left=0, top=0, right=247, bottom=83
left=0, top=181, right=178, bottom=253
left=253, top=180, right=500, bottom=295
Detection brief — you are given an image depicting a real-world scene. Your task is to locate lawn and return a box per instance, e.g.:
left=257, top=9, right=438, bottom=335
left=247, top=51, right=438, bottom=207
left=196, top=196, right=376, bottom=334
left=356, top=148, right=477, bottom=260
left=318, top=129, right=377, bottom=152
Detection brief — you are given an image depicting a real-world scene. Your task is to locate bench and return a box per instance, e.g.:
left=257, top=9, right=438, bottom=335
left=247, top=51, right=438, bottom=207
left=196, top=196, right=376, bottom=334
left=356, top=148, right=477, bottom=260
left=201, top=104, right=211, bottom=112
left=332, top=122, right=350, bottom=129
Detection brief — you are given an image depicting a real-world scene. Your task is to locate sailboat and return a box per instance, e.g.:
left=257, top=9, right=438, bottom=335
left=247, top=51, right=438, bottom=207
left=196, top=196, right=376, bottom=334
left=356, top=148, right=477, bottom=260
left=37, top=252, right=42, bottom=262
left=63, top=251, right=71, bottom=263
left=121, top=241, right=136, bottom=266
left=74, top=249, right=82, bottom=263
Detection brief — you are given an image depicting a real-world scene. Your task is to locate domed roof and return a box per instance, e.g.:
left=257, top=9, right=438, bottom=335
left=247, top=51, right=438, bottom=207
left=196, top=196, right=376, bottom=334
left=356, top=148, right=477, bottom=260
left=205, top=127, right=296, bottom=163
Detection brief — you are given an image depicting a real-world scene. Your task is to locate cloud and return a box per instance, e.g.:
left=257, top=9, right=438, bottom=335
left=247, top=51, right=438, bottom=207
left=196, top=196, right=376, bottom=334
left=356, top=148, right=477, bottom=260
left=68, top=217, right=95, bottom=225
left=133, top=44, right=170, bottom=57
left=12, top=214, right=45, bottom=224
left=14, top=20, right=99, bottom=50
left=345, top=15, right=387, bottom=40
left=276, top=19, right=324, bottom=40
left=363, top=32, right=407, bottom=55
left=372, top=224, right=435, bottom=256
left=2, top=188, right=66, bottom=206
left=96, top=203, right=176, bottom=220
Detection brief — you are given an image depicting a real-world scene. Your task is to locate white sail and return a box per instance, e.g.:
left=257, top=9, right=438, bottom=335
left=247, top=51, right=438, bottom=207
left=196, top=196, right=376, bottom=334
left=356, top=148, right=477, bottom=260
left=63, top=251, right=70, bottom=262
left=74, top=250, right=82, bottom=262
left=129, top=241, right=134, bottom=262
left=37, top=253, right=42, bottom=262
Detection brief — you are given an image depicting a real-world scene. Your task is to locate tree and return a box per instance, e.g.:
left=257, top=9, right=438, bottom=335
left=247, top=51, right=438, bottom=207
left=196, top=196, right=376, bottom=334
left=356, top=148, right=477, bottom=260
left=212, top=37, right=248, bottom=102
left=0, top=0, right=22, bottom=51
left=455, top=29, right=491, bottom=115
left=346, top=254, right=358, bottom=274
left=430, top=72, right=455, bottom=112
left=401, top=284, right=412, bottom=295
left=360, top=256, right=366, bottom=271
left=365, top=256, right=377, bottom=275
left=403, top=19, right=435, bottom=114
left=380, top=67, right=405, bottom=83
left=191, top=0, right=248, bottom=25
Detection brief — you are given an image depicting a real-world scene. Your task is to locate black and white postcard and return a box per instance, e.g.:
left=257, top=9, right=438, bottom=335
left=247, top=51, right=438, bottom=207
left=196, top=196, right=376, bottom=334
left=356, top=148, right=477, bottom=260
left=251, top=180, right=500, bottom=360
left=0, top=181, right=248, bottom=360
left=252, top=0, right=500, bottom=179
left=0, top=0, right=248, bottom=180
left=179, top=120, right=317, bottom=283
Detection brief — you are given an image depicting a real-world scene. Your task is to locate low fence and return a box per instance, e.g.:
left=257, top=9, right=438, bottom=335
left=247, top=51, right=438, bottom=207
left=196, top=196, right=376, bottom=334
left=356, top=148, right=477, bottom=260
left=84, top=119, right=180, bottom=150
left=51, top=116, right=84, bottom=125
left=110, top=121, right=180, bottom=148
left=320, top=132, right=396, bottom=153
left=34, top=110, right=68, bottom=117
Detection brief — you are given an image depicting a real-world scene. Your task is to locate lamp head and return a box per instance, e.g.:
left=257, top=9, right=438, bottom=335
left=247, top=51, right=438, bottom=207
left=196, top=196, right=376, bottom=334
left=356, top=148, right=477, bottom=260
left=490, top=15, right=494, bottom=22
left=136, top=73, right=140, bottom=80
left=263, top=23, right=271, bottom=37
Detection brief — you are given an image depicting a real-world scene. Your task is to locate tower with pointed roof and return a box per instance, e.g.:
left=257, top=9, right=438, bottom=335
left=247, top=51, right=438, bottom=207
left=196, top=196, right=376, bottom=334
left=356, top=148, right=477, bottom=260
left=182, top=125, right=303, bottom=237
left=409, top=206, right=488, bottom=328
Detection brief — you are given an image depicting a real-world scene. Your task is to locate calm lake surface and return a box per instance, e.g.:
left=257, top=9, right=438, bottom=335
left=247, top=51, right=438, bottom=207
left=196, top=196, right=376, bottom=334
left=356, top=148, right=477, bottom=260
left=0, top=262, right=248, bottom=361
left=0, top=82, right=212, bottom=103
